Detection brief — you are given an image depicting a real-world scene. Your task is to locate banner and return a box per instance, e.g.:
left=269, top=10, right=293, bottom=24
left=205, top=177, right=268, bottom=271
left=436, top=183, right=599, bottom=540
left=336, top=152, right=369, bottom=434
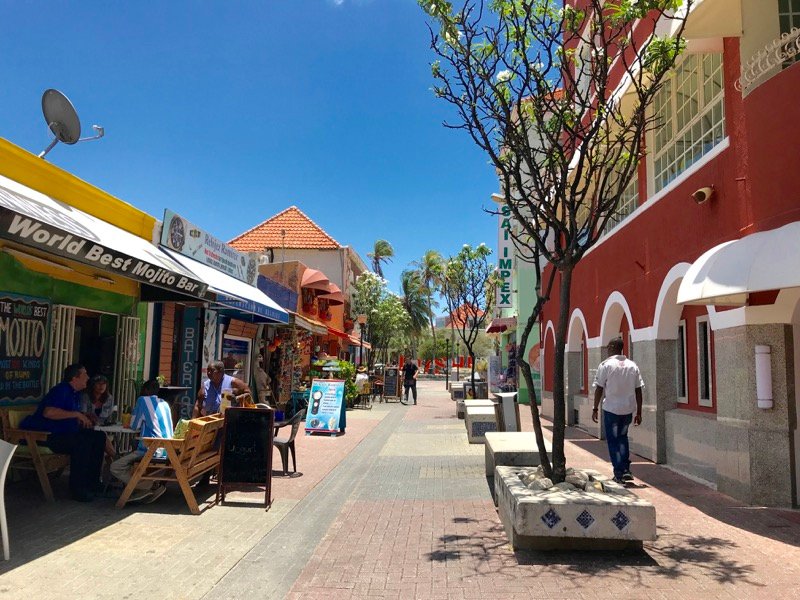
left=161, top=209, right=258, bottom=285
left=305, top=379, right=345, bottom=434
left=0, top=293, right=49, bottom=404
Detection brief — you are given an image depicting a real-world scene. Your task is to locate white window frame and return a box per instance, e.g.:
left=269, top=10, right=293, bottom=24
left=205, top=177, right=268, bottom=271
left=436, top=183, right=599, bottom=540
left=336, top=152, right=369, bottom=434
left=696, top=316, right=713, bottom=407
left=676, top=319, right=688, bottom=404
left=602, top=174, right=639, bottom=237
left=780, top=0, right=800, bottom=65
left=651, top=53, right=725, bottom=193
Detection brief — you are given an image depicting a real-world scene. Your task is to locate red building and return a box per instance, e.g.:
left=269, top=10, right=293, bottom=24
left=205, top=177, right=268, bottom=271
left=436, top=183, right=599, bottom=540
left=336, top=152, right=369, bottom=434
left=540, top=1, right=800, bottom=507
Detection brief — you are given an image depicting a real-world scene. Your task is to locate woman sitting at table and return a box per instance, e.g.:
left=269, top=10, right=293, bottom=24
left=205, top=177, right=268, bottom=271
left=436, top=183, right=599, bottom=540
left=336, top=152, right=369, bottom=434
left=82, top=375, right=115, bottom=459
left=81, top=375, right=115, bottom=426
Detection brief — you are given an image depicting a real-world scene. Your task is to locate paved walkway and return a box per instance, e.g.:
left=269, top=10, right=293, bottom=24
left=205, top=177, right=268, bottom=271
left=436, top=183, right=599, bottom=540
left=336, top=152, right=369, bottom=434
left=3, top=381, right=800, bottom=599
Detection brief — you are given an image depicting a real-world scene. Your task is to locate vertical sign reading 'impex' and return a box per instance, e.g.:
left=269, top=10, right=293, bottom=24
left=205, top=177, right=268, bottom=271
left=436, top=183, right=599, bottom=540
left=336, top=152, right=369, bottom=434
left=0, top=294, right=50, bottom=404
left=496, top=206, right=515, bottom=309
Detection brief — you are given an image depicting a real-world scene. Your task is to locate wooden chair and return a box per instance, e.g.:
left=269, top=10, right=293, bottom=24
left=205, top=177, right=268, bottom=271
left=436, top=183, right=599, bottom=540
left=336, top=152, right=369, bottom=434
left=115, top=414, right=224, bottom=515
left=0, top=408, right=71, bottom=502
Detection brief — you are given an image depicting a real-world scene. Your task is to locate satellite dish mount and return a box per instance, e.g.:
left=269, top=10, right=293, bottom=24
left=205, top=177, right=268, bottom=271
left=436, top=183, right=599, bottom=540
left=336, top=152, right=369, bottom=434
left=38, top=89, right=104, bottom=159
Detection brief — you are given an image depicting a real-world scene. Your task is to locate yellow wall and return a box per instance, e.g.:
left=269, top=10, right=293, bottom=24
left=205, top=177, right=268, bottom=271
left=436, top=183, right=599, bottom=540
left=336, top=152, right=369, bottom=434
left=0, top=137, right=156, bottom=240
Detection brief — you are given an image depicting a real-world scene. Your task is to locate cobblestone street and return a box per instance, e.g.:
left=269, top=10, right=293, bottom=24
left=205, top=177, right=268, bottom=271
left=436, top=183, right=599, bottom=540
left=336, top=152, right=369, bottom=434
left=2, top=380, right=800, bottom=599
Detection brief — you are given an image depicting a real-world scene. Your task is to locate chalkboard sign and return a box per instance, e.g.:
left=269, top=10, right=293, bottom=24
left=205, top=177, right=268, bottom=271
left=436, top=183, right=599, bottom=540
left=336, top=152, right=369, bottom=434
left=0, top=294, right=50, bottom=404
left=217, top=407, right=274, bottom=508
left=383, top=367, right=401, bottom=399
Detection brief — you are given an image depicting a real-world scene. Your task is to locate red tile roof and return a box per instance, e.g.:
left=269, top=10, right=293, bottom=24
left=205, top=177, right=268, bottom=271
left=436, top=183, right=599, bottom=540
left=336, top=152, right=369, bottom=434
left=228, top=206, right=341, bottom=251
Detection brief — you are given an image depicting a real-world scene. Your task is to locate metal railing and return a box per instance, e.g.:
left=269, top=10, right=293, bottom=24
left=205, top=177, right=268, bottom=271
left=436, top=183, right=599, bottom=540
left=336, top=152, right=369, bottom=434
left=737, top=27, right=800, bottom=93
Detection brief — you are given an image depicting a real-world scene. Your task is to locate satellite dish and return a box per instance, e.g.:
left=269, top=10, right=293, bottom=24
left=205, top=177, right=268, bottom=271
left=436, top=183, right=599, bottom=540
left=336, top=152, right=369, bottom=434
left=38, top=89, right=104, bottom=159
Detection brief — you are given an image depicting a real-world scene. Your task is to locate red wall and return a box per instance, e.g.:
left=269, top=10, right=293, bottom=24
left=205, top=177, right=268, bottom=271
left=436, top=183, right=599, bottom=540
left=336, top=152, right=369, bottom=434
left=541, top=40, right=800, bottom=337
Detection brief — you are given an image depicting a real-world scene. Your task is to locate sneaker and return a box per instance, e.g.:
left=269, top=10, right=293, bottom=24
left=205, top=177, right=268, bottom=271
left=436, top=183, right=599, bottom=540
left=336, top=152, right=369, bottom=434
left=611, top=476, right=625, bottom=484
left=71, top=490, right=94, bottom=503
left=621, top=472, right=634, bottom=482
left=142, top=484, right=167, bottom=504
left=128, top=488, right=153, bottom=503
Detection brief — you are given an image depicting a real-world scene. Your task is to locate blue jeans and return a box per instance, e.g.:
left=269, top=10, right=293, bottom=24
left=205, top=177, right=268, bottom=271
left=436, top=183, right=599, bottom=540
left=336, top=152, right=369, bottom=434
left=603, top=410, right=632, bottom=479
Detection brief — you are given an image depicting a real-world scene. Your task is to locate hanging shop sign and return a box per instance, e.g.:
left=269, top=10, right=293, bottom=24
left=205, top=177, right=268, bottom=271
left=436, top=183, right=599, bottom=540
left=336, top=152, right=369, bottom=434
left=161, top=209, right=258, bottom=285
left=496, top=205, right=515, bottom=308
left=0, top=177, right=207, bottom=297
left=0, top=293, right=49, bottom=404
left=177, top=307, right=202, bottom=420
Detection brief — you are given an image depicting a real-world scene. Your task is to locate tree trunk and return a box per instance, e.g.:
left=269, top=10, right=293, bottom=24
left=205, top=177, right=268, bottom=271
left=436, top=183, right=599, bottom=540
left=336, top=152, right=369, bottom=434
left=550, top=265, right=573, bottom=483
left=517, top=307, right=553, bottom=479
left=468, top=349, right=476, bottom=397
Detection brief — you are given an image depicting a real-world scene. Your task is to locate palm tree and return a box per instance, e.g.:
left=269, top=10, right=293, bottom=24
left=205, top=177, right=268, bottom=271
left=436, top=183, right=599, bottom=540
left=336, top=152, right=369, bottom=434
left=414, top=250, right=444, bottom=351
left=367, top=239, right=394, bottom=278
left=400, top=270, right=429, bottom=334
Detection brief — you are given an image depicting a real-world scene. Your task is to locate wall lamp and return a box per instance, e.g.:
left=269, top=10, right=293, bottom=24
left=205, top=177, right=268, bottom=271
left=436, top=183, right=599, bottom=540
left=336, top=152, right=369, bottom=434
left=692, top=186, right=715, bottom=204
left=754, top=345, right=773, bottom=409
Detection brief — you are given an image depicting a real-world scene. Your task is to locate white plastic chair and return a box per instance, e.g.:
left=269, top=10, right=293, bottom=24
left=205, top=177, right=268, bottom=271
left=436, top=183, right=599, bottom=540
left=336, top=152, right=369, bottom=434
left=0, top=438, right=17, bottom=560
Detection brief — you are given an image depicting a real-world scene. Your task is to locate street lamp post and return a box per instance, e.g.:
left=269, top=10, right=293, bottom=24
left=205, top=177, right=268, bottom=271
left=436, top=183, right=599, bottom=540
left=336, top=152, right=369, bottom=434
left=356, top=314, right=367, bottom=366
left=445, top=337, right=450, bottom=390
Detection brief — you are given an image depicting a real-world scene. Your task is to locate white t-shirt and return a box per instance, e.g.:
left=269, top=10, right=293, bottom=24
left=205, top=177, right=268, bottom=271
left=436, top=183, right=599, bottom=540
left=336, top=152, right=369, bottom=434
left=593, top=355, right=644, bottom=415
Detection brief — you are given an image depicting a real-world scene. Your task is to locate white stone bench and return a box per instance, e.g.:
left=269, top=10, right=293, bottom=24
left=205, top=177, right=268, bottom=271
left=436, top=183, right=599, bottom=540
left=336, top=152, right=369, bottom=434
left=459, top=398, right=494, bottom=421
left=495, top=465, right=656, bottom=550
left=484, top=432, right=552, bottom=477
left=465, top=406, right=497, bottom=443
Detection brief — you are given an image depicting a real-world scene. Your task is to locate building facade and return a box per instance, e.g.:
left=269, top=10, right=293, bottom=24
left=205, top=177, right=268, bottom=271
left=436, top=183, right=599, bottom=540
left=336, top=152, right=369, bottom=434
left=539, top=0, right=800, bottom=507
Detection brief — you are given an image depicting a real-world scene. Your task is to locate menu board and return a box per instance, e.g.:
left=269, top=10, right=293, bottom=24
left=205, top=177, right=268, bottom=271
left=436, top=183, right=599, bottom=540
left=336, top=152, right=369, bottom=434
left=0, top=294, right=49, bottom=404
left=218, top=407, right=274, bottom=508
left=305, top=379, right=345, bottom=435
left=383, top=367, right=401, bottom=399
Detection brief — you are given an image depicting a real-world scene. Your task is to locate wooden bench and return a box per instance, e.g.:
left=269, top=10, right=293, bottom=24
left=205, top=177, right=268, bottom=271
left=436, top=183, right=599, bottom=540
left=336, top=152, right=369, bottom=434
left=0, top=407, right=71, bottom=502
left=115, top=414, right=224, bottom=514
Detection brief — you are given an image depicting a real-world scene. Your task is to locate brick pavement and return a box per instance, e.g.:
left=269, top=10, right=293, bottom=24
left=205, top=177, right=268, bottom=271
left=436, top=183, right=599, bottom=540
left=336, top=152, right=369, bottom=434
left=0, top=406, right=384, bottom=599
left=3, top=382, right=800, bottom=599
left=285, top=380, right=800, bottom=600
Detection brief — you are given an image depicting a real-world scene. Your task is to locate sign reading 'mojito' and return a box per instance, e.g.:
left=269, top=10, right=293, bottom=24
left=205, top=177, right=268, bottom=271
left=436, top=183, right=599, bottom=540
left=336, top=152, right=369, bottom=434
left=0, top=177, right=207, bottom=297
left=0, top=294, right=49, bottom=403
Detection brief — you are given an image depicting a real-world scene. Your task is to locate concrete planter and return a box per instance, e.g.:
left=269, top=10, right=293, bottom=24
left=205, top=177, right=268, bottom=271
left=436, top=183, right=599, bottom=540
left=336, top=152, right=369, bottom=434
left=495, top=466, right=656, bottom=550
left=484, top=432, right=552, bottom=478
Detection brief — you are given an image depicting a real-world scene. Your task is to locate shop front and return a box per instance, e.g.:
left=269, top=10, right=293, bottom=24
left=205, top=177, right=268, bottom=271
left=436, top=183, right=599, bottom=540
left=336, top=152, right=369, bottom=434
left=149, top=210, right=289, bottom=420
left=0, top=166, right=207, bottom=413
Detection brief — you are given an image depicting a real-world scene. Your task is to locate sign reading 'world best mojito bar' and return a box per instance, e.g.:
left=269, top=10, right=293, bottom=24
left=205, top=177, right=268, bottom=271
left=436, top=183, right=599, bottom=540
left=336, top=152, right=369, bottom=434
left=0, top=178, right=208, bottom=297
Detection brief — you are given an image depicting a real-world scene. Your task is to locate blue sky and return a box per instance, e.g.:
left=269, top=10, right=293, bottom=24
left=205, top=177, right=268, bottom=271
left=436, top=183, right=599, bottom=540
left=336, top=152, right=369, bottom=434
left=0, top=0, right=498, bottom=301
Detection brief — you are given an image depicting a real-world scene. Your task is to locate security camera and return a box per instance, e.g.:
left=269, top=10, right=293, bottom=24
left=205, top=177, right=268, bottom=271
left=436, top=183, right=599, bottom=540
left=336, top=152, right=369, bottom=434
left=691, top=186, right=715, bottom=204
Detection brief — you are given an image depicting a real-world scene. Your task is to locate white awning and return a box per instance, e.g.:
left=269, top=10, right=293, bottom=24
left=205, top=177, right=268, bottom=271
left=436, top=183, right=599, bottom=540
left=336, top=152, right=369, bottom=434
left=677, top=221, right=800, bottom=306
left=163, top=248, right=289, bottom=323
left=0, top=174, right=207, bottom=297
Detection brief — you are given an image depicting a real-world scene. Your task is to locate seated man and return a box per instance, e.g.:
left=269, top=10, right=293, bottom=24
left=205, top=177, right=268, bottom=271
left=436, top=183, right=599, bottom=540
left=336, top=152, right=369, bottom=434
left=110, top=379, right=174, bottom=503
left=21, top=363, right=106, bottom=502
left=194, top=360, right=252, bottom=417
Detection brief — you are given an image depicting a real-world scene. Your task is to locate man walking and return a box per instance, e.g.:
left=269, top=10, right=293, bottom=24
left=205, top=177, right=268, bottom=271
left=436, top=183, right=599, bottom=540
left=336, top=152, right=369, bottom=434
left=591, top=337, right=644, bottom=484
left=402, top=359, right=418, bottom=405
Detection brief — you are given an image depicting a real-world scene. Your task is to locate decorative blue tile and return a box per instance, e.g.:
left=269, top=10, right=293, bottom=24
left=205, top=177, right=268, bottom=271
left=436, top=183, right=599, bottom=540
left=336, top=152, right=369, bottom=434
left=541, top=508, right=561, bottom=529
left=611, top=510, right=630, bottom=530
left=471, top=421, right=497, bottom=438
left=576, top=510, right=595, bottom=529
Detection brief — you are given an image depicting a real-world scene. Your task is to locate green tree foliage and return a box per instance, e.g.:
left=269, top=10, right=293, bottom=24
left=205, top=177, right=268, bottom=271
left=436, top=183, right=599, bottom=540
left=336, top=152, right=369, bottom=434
left=413, top=249, right=445, bottom=350
left=367, top=239, right=394, bottom=278
left=420, top=0, right=690, bottom=482
left=352, top=272, right=412, bottom=366
left=442, top=244, right=494, bottom=392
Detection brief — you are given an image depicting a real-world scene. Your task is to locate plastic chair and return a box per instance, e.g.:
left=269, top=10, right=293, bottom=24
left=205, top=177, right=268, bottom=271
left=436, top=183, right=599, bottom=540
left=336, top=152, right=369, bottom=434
left=273, top=409, right=306, bottom=476
left=0, top=439, right=17, bottom=560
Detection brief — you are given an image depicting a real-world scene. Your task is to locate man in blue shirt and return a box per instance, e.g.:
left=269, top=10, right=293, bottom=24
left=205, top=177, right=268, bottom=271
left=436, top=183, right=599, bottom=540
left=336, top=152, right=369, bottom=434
left=21, top=364, right=107, bottom=502
left=111, top=379, right=174, bottom=503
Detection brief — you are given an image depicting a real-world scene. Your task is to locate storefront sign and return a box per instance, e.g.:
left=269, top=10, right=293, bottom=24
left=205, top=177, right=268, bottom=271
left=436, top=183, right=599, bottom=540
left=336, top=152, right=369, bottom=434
left=497, top=206, right=515, bottom=308
left=304, top=379, right=345, bottom=434
left=222, top=335, right=251, bottom=379
left=0, top=180, right=207, bottom=297
left=0, top=293, right=49, bottom=404
left=161, top=209, right=258, bottom=285
left=177, top=307, right=201, bottom=419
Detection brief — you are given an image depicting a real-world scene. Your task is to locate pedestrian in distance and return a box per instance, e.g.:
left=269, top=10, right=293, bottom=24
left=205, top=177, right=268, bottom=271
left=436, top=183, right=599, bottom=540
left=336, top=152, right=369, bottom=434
left=402, top=359, right=418, bottom=405
left=591, top=337, right=644, bottom=484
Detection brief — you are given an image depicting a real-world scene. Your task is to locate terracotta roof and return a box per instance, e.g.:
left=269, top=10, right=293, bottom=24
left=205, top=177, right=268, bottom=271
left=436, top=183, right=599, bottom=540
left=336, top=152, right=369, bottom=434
left=229, top=206, right=341, bottom=252
left=444, top=304, right=486, bottom=329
